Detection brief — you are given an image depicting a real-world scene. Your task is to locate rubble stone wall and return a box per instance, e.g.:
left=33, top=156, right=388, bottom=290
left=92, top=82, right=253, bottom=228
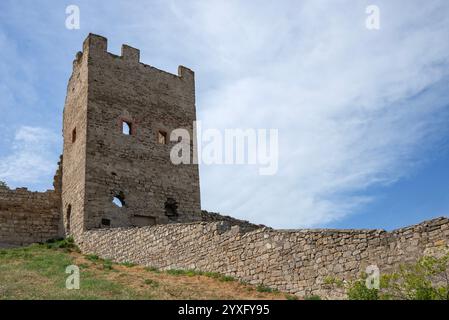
left=0, top=186, right=61, bottom=246
left=78, top=217, right=449, bottom=298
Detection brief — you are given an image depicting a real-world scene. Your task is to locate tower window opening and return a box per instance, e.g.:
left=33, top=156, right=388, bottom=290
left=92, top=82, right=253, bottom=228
left=122, top=121, right=132, bottom=135
left=158, top=131, right=167, bottom=144
left=72, top=128, right=77, bottom=143
left=66, top=204, right=72, bottom=233
left=112, top=193, right=125, bottom=208
left=165, top=198, right=178, bottom=218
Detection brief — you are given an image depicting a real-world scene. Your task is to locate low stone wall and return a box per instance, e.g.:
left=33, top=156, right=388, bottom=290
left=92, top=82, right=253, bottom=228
left=0, top=186, right=61, bottom=245
left=78, top=216, right=449, bottom=298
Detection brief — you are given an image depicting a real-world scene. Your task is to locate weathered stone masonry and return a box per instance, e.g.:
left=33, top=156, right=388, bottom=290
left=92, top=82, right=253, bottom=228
left=0, top=34, right=448, bottom=298
left=61, top=34, right=201, bottom=238
left=0, top=186, right=60, bottom=246
left=78, top=217, right=449, bottom=298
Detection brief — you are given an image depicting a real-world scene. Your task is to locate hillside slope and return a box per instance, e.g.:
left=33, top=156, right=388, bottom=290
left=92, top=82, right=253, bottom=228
left=0, top=241, right=293, bottom=300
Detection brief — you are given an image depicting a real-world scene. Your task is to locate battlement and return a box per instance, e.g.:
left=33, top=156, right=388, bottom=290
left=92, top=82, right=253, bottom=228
left=77, top=33, right=194, bottom=80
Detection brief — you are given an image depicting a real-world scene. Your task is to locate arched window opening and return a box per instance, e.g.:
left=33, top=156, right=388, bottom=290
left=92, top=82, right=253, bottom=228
left=165, top=198, right=178, bottom=218
left=122, top=121, right=132, bottom=135
left=112, top=193, right=125, bottom=208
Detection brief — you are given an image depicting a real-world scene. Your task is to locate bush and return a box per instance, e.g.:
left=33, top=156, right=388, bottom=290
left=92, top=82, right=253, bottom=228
left=326, top=253, right=449, bottom=300
left=45, top=237, right=79, bottom=252
left=0, top=181, right=8, bottom=188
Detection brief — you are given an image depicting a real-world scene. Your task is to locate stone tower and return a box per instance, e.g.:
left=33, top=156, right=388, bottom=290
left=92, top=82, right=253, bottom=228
left=61, top=34, right=201, bottom=237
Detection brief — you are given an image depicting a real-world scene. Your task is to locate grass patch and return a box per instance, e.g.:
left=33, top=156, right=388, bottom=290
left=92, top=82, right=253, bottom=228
left=102, top=259, right=114, bottom=271
left=165, top=269, right=236, bottom=282
left=145, top=266, right=160, bottom=273
left=166, top=269, right=199, bottom=276
left=0, top=242, right=288, bottom=300
left=304, top=295, right=321, bottom=300
left=144, top=279, right=159, bottom=288
left=45, top=237, right=79, bottom=252
left=256, top=284, right=279, bottom=293
left=85, top=254, right=100, bottom=262
left=121, top=261, right=136, bottom=268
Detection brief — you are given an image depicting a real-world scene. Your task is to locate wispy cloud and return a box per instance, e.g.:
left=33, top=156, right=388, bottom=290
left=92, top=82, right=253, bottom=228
left=0, top=126, right=60, bottom=189
left=149, top=0, right=449, bottom=227
left=0, top=0, right=448, bottom=227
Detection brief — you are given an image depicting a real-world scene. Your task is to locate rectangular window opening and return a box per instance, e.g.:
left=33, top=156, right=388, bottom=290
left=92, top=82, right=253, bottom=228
left=72, top=128, right=77, bottom=143
left=158, top=131, right=167, bottom=144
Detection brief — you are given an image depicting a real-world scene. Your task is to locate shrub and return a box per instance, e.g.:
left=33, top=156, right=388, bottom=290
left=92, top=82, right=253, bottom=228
left=45, top=237, right=79, bottom=252
left=326, top=253, right=449, bottom=300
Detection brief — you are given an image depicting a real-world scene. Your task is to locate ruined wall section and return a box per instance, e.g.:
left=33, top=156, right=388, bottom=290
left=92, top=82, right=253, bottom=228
left=78, top=217, right=449, bottom=299
left=82, top=34, right=201, bottom=230
left=0, top=186, right=60, bottom=246
left=200, top=210, right=266, bottom=233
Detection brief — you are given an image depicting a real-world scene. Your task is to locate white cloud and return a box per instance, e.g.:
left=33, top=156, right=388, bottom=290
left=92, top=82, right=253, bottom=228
left=1, top=0, right=449, bottom=227
left=148, top=0, right=449, bottom=227
left=0, top=126, right=60, bottom=189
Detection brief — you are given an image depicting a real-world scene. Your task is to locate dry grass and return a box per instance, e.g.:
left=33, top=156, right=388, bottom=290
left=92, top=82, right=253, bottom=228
left=0, top=241, right=291, bottom=300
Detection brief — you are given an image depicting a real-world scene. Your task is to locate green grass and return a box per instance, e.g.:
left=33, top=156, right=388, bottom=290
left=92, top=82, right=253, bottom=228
left=121, top=261, right=136, bottom=268
left=165, top=269, right=236, bottom=282
left=144, top=266, right=160, bottom=273
left=144, top=279, right=159, bottom=288
left=85, top=254, right=100, bottom=262
left=304, top=295, right=321, bottom=300
left=0, top=244, right=139, bottom=299
left=256, top=284, right=279, bottom=293
left=0, top=242, right=288, bottom=300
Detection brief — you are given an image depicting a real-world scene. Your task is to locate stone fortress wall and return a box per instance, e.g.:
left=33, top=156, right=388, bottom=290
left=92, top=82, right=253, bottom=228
left=78, top=217, right=449, bottom=298
left=0, top=159, right=62, bottom=246
left=0, top=186, right=60, bottom=246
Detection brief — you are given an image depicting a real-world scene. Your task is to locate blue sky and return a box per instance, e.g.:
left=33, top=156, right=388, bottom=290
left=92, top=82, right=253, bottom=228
left=0, top=0, right=448, bottom=229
